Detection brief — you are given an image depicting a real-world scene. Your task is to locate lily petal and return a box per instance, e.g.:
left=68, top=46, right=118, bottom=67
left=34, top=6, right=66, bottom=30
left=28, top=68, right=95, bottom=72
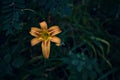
left=48, top=26, right=61, bottom=36
left=30, top=27, right=41, bottom=37
left=50, top=36, right=61, bottom=46
left=31, top=38, right=42, bottom=46
left=40, top=21, right=48, bottom=30
left=42, top=40, right=50, bottom=59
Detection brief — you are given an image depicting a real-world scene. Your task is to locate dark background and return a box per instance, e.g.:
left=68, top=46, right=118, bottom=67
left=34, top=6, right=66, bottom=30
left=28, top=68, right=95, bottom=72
left=0, top=0, right=120, bottom=80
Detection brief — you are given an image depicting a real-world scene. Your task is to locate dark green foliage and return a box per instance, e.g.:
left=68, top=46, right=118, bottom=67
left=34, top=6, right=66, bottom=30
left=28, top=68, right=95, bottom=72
left=1, top=0, right=25, bottom=35
left=62, top=52, right=101, bottom=80
left=0, top=0, right=120, bottom=80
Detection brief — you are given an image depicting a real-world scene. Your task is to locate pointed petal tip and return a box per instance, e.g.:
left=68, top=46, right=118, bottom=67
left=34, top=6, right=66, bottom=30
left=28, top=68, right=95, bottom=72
left=56, top=43, right=61, bottom=46
left=31, top=38, right=41, bottom=46
left=50, top=37, right=61, bottom=46
left=40, top=21, right=48, bottom=29
left=44, top=55, right=49, bottom=59
left=29, top=27, right=41, bottom=37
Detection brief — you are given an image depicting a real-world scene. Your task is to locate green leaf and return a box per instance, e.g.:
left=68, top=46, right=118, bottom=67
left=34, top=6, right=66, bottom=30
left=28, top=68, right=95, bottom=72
left=77, top=64, right=83, bottom=72
left=12, top=56, right=25, bottom=68
left=98, top=68, right=118, bottom=80
left=4, top=54, right=11, bottom=63
left=72, top=59, right=79, bottom=65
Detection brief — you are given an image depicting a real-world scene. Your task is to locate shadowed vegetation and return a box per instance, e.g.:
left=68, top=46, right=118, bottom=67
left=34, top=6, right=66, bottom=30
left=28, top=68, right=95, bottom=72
left=0, top=0, right=120, bottom=80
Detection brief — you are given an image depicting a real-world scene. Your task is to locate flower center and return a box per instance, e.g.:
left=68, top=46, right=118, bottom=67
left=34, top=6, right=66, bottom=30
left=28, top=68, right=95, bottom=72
left=40, top=31, right=50, bottom=40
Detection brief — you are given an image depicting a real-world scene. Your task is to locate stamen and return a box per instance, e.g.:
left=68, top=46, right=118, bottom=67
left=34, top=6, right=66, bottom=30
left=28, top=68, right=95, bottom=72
left=40, top=31, right=50, bottom=40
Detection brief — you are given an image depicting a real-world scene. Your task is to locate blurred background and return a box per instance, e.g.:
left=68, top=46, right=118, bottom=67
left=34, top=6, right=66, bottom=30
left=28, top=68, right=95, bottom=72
left=0, top=0, right=120, bottom=80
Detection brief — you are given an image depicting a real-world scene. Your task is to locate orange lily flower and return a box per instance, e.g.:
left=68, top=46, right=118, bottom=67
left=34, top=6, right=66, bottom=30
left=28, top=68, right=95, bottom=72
left=29, top=21, right=62, bottom=59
